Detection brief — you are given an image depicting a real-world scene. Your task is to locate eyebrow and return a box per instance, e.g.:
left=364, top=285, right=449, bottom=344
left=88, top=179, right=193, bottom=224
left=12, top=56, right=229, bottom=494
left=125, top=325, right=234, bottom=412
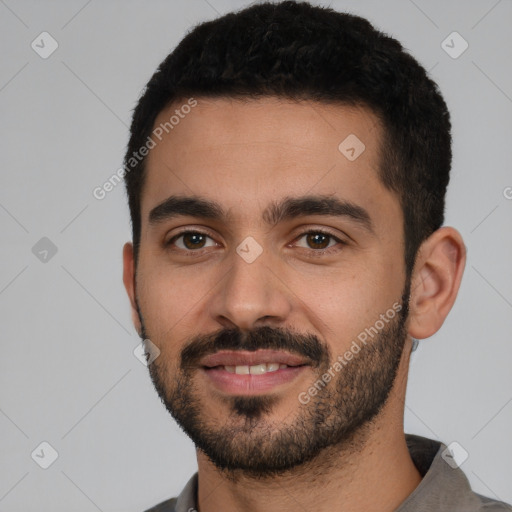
left=148, top=194, right=374, bottom=233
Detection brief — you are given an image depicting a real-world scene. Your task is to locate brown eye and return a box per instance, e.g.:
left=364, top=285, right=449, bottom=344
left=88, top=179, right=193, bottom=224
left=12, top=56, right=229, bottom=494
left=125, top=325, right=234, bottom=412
left=294, top=230, right=342, bottom=251
left=305, top=232, right=331, bottom=249
left=182, top=232, right=207, bottom=250
left=166, top=231, right=217, bottom=251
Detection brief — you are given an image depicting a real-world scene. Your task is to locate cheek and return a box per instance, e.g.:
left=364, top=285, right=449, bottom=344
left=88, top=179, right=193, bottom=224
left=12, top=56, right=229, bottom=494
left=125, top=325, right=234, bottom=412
left=294, top=264, right=403, bottom=354
left=136, top=264, right=220, bottom=348
left=139, top=259, right=205, bottom=309
left=306, top=278, right=374, bottom=347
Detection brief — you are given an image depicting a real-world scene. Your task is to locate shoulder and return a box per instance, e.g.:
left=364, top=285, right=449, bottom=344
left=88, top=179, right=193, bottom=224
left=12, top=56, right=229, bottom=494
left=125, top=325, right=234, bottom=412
left=402, top=434, right=512, bottom=511
left=473, top=493, right=512, bottom=511
left=142, top=472, right=198, bottom=512
left=143, top=497, right=178, bottom=512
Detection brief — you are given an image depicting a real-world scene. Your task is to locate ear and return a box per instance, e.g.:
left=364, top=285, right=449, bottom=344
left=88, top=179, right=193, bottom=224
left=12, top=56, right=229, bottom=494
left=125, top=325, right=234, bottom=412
left=122, top=242, right=142, bottom=336
left=408, top=227, right=466, bottom=339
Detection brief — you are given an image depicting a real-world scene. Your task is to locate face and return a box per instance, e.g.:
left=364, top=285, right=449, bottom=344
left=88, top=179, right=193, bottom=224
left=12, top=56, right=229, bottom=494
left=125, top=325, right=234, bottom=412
left=128, top=97, right=410, bottom=477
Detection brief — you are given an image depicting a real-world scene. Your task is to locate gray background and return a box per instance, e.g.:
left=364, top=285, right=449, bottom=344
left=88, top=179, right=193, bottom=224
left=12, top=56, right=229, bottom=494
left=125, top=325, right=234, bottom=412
left=1, top=0, right=511, bottom=510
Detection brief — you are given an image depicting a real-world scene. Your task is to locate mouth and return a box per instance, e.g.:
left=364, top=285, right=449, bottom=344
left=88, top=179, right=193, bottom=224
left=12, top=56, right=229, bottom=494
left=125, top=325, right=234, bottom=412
left=209, top=362, right=299, bottom=374
left=199, top=350, right=310, bottom=395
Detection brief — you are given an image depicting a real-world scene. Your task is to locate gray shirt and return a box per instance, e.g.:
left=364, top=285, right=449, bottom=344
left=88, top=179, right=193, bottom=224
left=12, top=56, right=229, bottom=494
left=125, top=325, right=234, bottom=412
left=144, top=434, right=512, bottom=511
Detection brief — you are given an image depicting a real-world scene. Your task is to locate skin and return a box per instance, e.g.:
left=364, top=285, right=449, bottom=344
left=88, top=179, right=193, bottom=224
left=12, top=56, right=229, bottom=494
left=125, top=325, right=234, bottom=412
left=123, top=97, right=466, bottom=512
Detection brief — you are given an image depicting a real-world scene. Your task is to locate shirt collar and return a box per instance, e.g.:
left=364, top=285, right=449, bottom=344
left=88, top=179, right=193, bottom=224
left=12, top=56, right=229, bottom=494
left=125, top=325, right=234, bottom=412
left=174, top=434, right=477, bottom=512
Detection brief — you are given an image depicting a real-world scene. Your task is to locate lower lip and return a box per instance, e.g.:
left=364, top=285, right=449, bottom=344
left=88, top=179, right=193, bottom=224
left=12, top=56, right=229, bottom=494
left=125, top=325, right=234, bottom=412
left=202, top=366, right=308, bottom=395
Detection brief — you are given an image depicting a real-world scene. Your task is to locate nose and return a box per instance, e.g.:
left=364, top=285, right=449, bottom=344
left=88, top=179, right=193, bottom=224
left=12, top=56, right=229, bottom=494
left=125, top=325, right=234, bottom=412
left=207, top=247, right=292, bottom=331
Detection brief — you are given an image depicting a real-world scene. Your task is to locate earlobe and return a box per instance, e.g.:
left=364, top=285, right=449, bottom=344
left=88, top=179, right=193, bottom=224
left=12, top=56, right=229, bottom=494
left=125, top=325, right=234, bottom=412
left=122, top=242, right=142, bottom=335
left=408, top=227, right=466, bottom=340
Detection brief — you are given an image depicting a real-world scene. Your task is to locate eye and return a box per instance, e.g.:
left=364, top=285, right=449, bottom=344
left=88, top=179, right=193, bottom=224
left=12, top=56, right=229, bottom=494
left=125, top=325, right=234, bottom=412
left=166, top=231, right=217, bottom=251
left=164, top=228, right=346, bottom=255
left=293, top=230, right=345, bottom=252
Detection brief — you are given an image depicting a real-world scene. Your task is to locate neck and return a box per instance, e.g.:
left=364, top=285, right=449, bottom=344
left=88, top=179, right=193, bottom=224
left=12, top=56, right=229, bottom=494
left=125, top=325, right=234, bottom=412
left=196, top=428, right=421, bottom=512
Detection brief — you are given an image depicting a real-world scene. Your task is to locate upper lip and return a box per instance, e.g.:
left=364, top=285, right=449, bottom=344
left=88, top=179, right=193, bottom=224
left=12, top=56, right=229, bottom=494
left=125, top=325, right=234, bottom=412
left=200, top=349, right=309, bottom=368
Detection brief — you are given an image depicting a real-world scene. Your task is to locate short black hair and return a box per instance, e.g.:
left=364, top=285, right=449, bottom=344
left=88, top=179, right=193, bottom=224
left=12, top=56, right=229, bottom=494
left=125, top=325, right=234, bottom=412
left=123, top=0, right=451, bottom=277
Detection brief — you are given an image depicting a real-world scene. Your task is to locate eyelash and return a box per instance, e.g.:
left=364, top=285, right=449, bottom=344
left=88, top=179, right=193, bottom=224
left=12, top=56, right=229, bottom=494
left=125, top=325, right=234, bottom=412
left=164, top=228, right=347, bottom=256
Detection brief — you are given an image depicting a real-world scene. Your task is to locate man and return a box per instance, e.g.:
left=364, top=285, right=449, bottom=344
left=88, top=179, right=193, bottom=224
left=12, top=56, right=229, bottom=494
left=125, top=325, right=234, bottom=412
left=121, top=2, right=512, bottom=511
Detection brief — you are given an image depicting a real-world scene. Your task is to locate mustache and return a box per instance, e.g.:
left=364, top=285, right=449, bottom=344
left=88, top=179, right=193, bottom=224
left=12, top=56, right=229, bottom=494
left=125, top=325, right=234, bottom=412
left=180, top=325, right=330, bottom=370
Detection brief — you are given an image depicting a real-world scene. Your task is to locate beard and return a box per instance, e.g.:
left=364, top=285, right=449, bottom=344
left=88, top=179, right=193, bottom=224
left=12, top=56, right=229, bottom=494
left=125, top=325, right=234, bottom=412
left=136, top=280, right=411, bottom=479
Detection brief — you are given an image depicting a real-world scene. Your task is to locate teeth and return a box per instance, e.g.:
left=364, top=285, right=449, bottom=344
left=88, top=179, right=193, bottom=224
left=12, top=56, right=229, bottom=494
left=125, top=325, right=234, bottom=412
left=249, top=364, right=267, bottom=375
left=223, top=363, right=287, bottom=374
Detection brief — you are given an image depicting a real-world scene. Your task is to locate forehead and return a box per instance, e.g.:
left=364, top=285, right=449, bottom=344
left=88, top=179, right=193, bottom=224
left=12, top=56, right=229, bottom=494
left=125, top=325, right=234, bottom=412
left=140, top=97, right=399, bottom=230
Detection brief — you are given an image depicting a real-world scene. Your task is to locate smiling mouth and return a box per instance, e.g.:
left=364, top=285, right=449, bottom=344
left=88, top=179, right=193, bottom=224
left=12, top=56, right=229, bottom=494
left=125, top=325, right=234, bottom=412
left=205, top=363, right=306, bottom=374
left=200, top=349, right=310, bottom=368
left=199, top=350, right=311, bottom=395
